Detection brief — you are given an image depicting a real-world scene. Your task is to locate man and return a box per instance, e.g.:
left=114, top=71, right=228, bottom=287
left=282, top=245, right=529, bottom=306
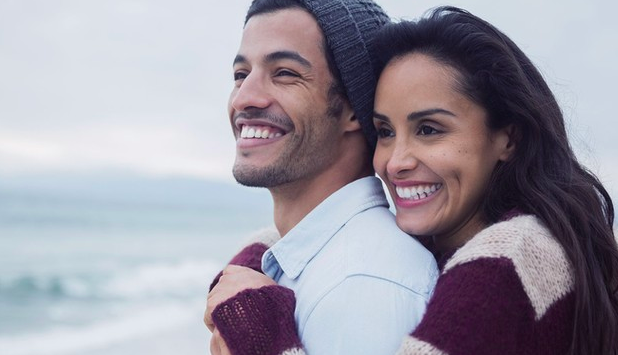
left=205, top=0, right=438, bottom=354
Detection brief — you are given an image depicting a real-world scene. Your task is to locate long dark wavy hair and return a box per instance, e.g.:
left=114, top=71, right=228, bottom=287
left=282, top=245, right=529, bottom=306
left=371, top=6, right=618, bottom=354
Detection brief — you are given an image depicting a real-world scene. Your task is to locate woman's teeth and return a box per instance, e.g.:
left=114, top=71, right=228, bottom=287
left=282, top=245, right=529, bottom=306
left=396, top=184, right=442, bottom=200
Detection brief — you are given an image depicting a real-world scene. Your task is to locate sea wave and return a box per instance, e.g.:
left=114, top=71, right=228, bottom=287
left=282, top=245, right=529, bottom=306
left=0, top=274, right=97, bottom=299
left=0, top=259, right=222, bottom=300
left=0, top=259, right=222, bottom=355
left=101, top=259, right=221, bottom=299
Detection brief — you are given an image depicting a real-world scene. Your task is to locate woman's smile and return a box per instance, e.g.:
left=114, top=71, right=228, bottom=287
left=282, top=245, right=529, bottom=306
left=373, top=53, right=513, bottom=250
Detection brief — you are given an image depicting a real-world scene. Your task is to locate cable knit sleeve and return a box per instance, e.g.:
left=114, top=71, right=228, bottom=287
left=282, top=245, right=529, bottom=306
left=212, top=285, right=306, bottom=355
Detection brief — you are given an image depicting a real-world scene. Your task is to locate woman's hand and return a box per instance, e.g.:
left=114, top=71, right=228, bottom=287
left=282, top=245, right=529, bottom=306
left=210, top=328, right=232, bottom=355
left=205, top=265, right=276, bottom=331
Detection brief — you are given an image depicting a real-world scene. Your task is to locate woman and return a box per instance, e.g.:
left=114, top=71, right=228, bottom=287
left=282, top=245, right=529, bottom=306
left=208, top=7, right=618, bottom=355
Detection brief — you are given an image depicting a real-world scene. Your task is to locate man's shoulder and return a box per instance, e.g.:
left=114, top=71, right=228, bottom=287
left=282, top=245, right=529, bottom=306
left=325, top=205, right=438, bottom=295
left=341, top=204, right=428, bottom=255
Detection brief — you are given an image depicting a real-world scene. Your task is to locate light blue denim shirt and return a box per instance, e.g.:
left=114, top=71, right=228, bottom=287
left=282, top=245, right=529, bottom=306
left=262, top=176, right=438, bottom=355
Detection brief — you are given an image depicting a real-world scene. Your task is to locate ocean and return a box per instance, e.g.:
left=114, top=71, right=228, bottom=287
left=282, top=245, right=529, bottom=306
left=0, top=175, right=273, bottom=355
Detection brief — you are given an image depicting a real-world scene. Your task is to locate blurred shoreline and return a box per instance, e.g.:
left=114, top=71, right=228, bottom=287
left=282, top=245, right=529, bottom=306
left=0, top=174, right=273, bottom=355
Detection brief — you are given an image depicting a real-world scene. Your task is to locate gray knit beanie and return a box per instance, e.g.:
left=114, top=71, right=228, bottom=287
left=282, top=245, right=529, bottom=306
left=296, top=0, right=390, bottom=148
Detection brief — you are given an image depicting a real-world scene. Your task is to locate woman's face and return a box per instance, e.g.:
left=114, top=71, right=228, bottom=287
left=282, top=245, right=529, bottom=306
left=373, top=53, right=513, bottom=251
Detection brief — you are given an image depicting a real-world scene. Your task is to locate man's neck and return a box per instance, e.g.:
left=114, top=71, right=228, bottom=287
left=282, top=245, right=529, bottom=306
left=268, top=132, right=374, bottom=237
left=269, top=171, right=371, bottom=237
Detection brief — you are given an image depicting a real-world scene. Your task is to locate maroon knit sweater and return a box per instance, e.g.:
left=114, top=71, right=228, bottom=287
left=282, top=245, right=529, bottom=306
left=211, top=215, right=575, bottom=354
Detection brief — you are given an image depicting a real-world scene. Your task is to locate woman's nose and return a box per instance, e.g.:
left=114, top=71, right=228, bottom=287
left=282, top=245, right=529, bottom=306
left=386, top=140, right=419, bottom=178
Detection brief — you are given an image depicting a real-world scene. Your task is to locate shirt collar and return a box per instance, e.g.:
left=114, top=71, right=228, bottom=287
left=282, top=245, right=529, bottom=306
left=262, top=176, right=389, bottom=280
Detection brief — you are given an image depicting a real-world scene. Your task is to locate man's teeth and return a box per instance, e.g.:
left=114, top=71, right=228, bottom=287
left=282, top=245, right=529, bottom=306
left=240, top=125, right=283, bottom=139
left=395, top=184, right=442, bottom=200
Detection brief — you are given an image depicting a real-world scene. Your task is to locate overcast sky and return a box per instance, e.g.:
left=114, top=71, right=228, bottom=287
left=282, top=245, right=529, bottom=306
left=0, top=0, right=616, bottom=201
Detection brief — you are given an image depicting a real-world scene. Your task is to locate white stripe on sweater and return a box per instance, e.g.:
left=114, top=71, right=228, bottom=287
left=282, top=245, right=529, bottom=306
left=443, top=215, right=573, bottom=320
left=281, top=348, right=306, bottom=355
left=397, top=336, right=448, bottom=355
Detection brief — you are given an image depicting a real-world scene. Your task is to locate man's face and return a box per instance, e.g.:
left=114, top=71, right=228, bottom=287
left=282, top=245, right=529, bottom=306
left=228, top=8, right=345, bottom=188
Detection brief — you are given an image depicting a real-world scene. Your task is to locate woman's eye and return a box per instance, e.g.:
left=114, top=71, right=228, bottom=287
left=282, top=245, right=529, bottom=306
left=418, top=125, right=439, bottom=135
left=376, top=127, right=394, bottom=139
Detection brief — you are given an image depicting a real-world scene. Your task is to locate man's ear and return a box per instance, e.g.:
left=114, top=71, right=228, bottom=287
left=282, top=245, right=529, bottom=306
left=496, top=124, right=518, bottom=162
left=341, top=102, right=361, bottom=133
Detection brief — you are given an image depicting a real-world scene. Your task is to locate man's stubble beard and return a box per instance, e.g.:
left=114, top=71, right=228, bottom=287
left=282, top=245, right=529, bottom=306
left=232, top=91, right=345, bottom=188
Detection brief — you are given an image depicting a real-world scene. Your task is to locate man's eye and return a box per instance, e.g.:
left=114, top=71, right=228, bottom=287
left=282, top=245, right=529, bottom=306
left=233, top=72, right=248, bottom=81
left=276, top=70, right=299, bottom=77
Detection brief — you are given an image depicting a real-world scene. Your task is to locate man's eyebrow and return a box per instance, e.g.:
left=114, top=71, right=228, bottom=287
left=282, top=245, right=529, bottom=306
left=265, top=51, right=312, bottom=69
left=233, top=54, right=247, bottom=66
left=233, top=51, right=312, bottom=69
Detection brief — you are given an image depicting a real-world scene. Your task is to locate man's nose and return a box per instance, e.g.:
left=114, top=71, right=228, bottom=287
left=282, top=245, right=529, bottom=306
left=230, top=73, right=272, bottom=112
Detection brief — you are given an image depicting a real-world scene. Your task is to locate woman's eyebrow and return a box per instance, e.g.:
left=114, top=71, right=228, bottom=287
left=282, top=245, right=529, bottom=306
left=407, top=108, right=455, bottom=121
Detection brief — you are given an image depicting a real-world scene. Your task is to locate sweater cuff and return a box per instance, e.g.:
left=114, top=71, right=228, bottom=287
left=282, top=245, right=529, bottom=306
left=209, top=242, right=269, bottom=292
left=212, top=285, right=303, bottom=355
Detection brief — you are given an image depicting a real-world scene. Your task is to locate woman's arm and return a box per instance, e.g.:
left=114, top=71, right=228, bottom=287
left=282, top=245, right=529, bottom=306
left=399, top=257, right=557, bottom=355
left=207, top=258, right=530, bottom=355
left=211, top=284, right=305, bottom=355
